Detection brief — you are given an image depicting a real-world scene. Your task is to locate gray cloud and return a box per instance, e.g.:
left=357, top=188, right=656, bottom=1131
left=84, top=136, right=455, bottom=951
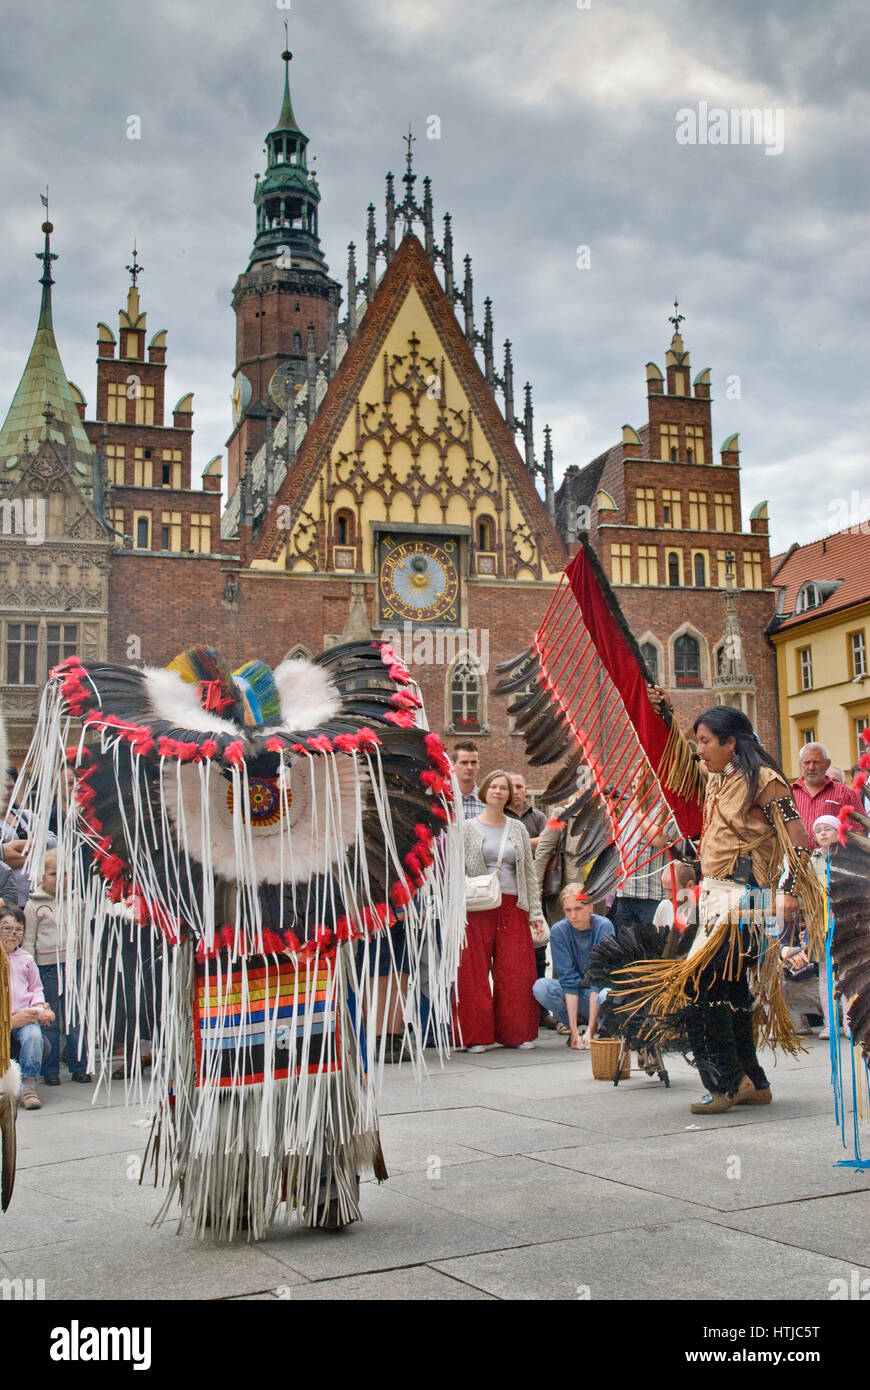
left=1, top=0, right=866, bottom=551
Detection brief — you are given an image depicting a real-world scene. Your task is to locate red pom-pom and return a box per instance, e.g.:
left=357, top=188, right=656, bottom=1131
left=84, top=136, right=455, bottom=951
left=308, top=734, right=334, bottom=753
left=384, top=709, right=416, bottom=728
left=282, top=931, right=302, bottom=955
left=224, top=740, right=245, bottom=767
left=265, top=738, right=285, bottom=753
left=356, top=727, right=382, bottom=751
left=333, top=733, right=359, bottom=754
left=391, top=880, right=413, bottom=907
left=546, top=818, right=566, bottom=831
left=391, top=690, right=422, bottom=710
left=314, top=925, right=334, bottom=949
left=260, top=929, right=285, bottom=956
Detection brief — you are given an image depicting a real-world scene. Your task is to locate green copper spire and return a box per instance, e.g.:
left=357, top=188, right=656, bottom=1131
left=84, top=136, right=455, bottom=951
left=0, top=217, right=95, bottom=477
left=271, top=47, right=302, bottom=136
left=249, top=47, right=326, bottom=271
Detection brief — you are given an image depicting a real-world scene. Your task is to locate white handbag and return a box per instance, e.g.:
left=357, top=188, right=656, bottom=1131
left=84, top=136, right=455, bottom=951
left=465, top=821, right=510, bottom=913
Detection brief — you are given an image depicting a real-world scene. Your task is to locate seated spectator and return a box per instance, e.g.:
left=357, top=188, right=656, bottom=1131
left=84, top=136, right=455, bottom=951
left=23, top=851, right=91, bottom=1085
left=1, top=904, right=55, bottom=1110
left=532, top=884, right=614, bottom=1050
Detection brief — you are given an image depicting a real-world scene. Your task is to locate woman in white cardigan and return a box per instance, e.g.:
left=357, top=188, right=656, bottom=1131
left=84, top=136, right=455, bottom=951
left=457, top=769, right=544, bottom=1051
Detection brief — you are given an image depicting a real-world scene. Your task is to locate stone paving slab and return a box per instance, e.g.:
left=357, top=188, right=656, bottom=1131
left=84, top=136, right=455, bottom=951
left=281, top=1265, right=495, bottom=1300
left=431, top=1218, right=870, bottom=1301
left=385, top=1153, right=703, bottom=1242
left=256, top=1183, right=524, bottom=1282
left=528, top=1111, right=870, bottom=1212
left=703, top=1190, right=870, bottom=1267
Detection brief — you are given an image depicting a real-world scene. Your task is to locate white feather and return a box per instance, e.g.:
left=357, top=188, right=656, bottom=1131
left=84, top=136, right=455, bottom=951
left=272, top=660, right=341, bottom=732
left=0, top=1060, right=21, bottom=1099
left=142, top=668, right=241, bottom=736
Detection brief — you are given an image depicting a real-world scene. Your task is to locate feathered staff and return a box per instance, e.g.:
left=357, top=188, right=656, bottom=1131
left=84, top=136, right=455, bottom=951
left=496, top=535, right=702, bottom=886
left=13, top=640, right=465, bottom=1238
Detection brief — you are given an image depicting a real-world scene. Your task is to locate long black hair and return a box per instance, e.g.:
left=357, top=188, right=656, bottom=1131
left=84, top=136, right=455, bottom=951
left=693, top=706, right=788, bottom=811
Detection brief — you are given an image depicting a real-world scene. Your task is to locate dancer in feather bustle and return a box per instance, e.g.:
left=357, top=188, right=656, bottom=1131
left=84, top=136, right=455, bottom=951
left=496, top=537, right=828, bottom=1115
left=13, top=640, right=464, bottom=1239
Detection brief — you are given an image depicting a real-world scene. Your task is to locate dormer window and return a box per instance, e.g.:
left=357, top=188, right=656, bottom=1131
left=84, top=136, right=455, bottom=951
left=796, top=582, right=821, bottom=612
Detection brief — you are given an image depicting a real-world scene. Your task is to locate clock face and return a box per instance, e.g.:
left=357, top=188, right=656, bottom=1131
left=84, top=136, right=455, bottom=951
left=379, top=536, right=460, bottom=625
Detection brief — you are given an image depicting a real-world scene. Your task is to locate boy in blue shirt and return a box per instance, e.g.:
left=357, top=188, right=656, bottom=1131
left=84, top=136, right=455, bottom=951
left=532, top=884, right=615, bottom=1050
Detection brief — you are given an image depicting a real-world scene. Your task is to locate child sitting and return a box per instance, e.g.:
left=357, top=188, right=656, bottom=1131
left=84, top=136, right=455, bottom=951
left=1, top=904, right=55, bottom=1110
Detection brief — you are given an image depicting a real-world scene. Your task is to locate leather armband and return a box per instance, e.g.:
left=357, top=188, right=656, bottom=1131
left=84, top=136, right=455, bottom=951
left=762, top=796, right=801, bottom=826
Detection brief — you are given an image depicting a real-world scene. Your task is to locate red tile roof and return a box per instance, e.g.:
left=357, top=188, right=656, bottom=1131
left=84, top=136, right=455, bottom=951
left=771, top=526, right=870, bottom=631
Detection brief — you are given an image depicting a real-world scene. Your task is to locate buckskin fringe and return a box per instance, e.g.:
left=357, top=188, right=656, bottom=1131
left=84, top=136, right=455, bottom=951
left=659, top=715, right=705, bottom=805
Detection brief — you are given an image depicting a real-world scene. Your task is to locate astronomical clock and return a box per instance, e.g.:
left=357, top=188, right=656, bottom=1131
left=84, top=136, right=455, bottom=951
left=377, top=533, right=461, bottom=627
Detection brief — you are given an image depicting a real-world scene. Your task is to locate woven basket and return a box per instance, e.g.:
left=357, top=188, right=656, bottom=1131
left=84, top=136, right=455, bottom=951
left=590, top=1037, right=630, bottom=1081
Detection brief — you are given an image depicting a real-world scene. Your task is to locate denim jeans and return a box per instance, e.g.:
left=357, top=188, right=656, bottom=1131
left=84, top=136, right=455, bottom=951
left=532, top=977, right=594, bottom=1027
left=38, top=962, right=86, bottom=1077
left=12, top=1023, right=45, bottom=1080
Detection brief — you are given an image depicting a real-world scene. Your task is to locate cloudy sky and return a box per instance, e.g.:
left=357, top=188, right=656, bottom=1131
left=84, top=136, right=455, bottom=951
left=1, top=0, right=866, bottom=553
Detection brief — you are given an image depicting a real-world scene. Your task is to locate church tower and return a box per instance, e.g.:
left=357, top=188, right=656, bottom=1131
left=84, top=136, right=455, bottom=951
left=226, top=46, right=341, bottom=496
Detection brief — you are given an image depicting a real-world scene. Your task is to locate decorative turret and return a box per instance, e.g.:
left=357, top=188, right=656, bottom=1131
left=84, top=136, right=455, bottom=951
left=250, top=46, right=325, bottom=272
left=713, top=551, right=756, bottom=715
left=0, top=216, right=95, bottom=480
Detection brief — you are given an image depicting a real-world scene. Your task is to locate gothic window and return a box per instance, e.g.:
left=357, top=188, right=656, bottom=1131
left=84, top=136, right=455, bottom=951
left=637, top=545, right=658, bottom=585
left=134, top=514, right=151, bottom=550
left=674, top=634, right=701, bottom=688
left=667, top=551, right=682, bottom=587
left=693, top=552, right=707, bottom=587
left=714, top=492, right=735, bottom=531
left=335, top=511, right=355, bottom=546
left=686, top=425, right=705, bottom=464
left=448, top=653, right=485, bottom=734
left=477, top=516, right=495, bottom=550
left=46, top=624, right=77, bottom=673
left=5, top=623, right=38, bottom=685
left=640, top=642, right=659, bottom=685
left=189, top=513, right=212, bottom=554
left=294, top=333, right=302, bottom=352
left=743, top=551, right=763, bottom=590
left=283, top=643, right=312, bottom=663
left=662, top=489, right=682, bottom=528
left=689, top=490, right=708, bottom=529
left=610, top=543, right=632, bottom=584
left=635, top=488, right=655, bottom=528
left=660, top=425, right=679, bottom=461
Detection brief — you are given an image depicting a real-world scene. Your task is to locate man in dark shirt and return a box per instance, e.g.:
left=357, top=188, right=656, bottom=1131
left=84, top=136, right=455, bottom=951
left=532, top=885, right=615, bottom=1049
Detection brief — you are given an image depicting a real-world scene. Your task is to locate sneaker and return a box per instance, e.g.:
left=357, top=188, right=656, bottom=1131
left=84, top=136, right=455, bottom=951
left=518, top=1041, right=535, bottom=1050
left=466, top=1045, right=487, bottom=1053
left=818, top=1028, right=830, bottom=1040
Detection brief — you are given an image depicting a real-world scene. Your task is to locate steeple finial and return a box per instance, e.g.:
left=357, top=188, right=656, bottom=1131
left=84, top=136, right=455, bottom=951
left=126, top=244, right=143, bottom=288
left=668, top=297, right=685, bottom=336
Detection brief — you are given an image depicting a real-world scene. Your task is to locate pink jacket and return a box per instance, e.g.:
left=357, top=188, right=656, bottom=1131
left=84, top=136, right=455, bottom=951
left=7, top=946, right=46, bottom=1014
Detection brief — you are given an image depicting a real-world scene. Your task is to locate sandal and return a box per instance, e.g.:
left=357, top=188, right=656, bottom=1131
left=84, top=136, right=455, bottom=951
left=555, top=1022, right=571, bottom=1036
left=21, top=1089, right=42, bottom=1110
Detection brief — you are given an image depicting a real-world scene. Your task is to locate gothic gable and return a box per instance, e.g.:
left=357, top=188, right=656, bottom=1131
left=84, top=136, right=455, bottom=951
left=248, top=235, right=566, bottom=581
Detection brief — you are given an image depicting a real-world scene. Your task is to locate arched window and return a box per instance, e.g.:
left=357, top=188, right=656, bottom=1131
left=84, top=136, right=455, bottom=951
left=448, top=653, right=484, bottom=733
left=668, top=552, right=681, bottom=587
left=135, top=515, right=150, bottom=550
left=670, top=446, right=678, bottom=462
left=477, top=516, right=495, bottom=550
left=640, top=642, right=659, bottom=685
left=335, top=511, right=354, bottom=546
left=693, top=553, right=707, bottom=587
left=686, top=447, right=694, bottom=463
left=293, top=332, right=303, bottom=352
left=674, top=634, right=701, bottom=688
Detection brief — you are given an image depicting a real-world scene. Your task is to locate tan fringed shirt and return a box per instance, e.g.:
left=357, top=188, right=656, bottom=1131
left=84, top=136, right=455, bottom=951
left=700, top=765, right=792, bottom=890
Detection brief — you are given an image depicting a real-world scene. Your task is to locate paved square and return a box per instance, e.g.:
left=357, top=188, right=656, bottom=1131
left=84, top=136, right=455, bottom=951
left=3, top=1032, right=868, bottom=1300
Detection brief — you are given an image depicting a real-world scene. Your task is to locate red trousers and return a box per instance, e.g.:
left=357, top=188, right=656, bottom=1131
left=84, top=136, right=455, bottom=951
left=454, top=894, right=539, bottom=1047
